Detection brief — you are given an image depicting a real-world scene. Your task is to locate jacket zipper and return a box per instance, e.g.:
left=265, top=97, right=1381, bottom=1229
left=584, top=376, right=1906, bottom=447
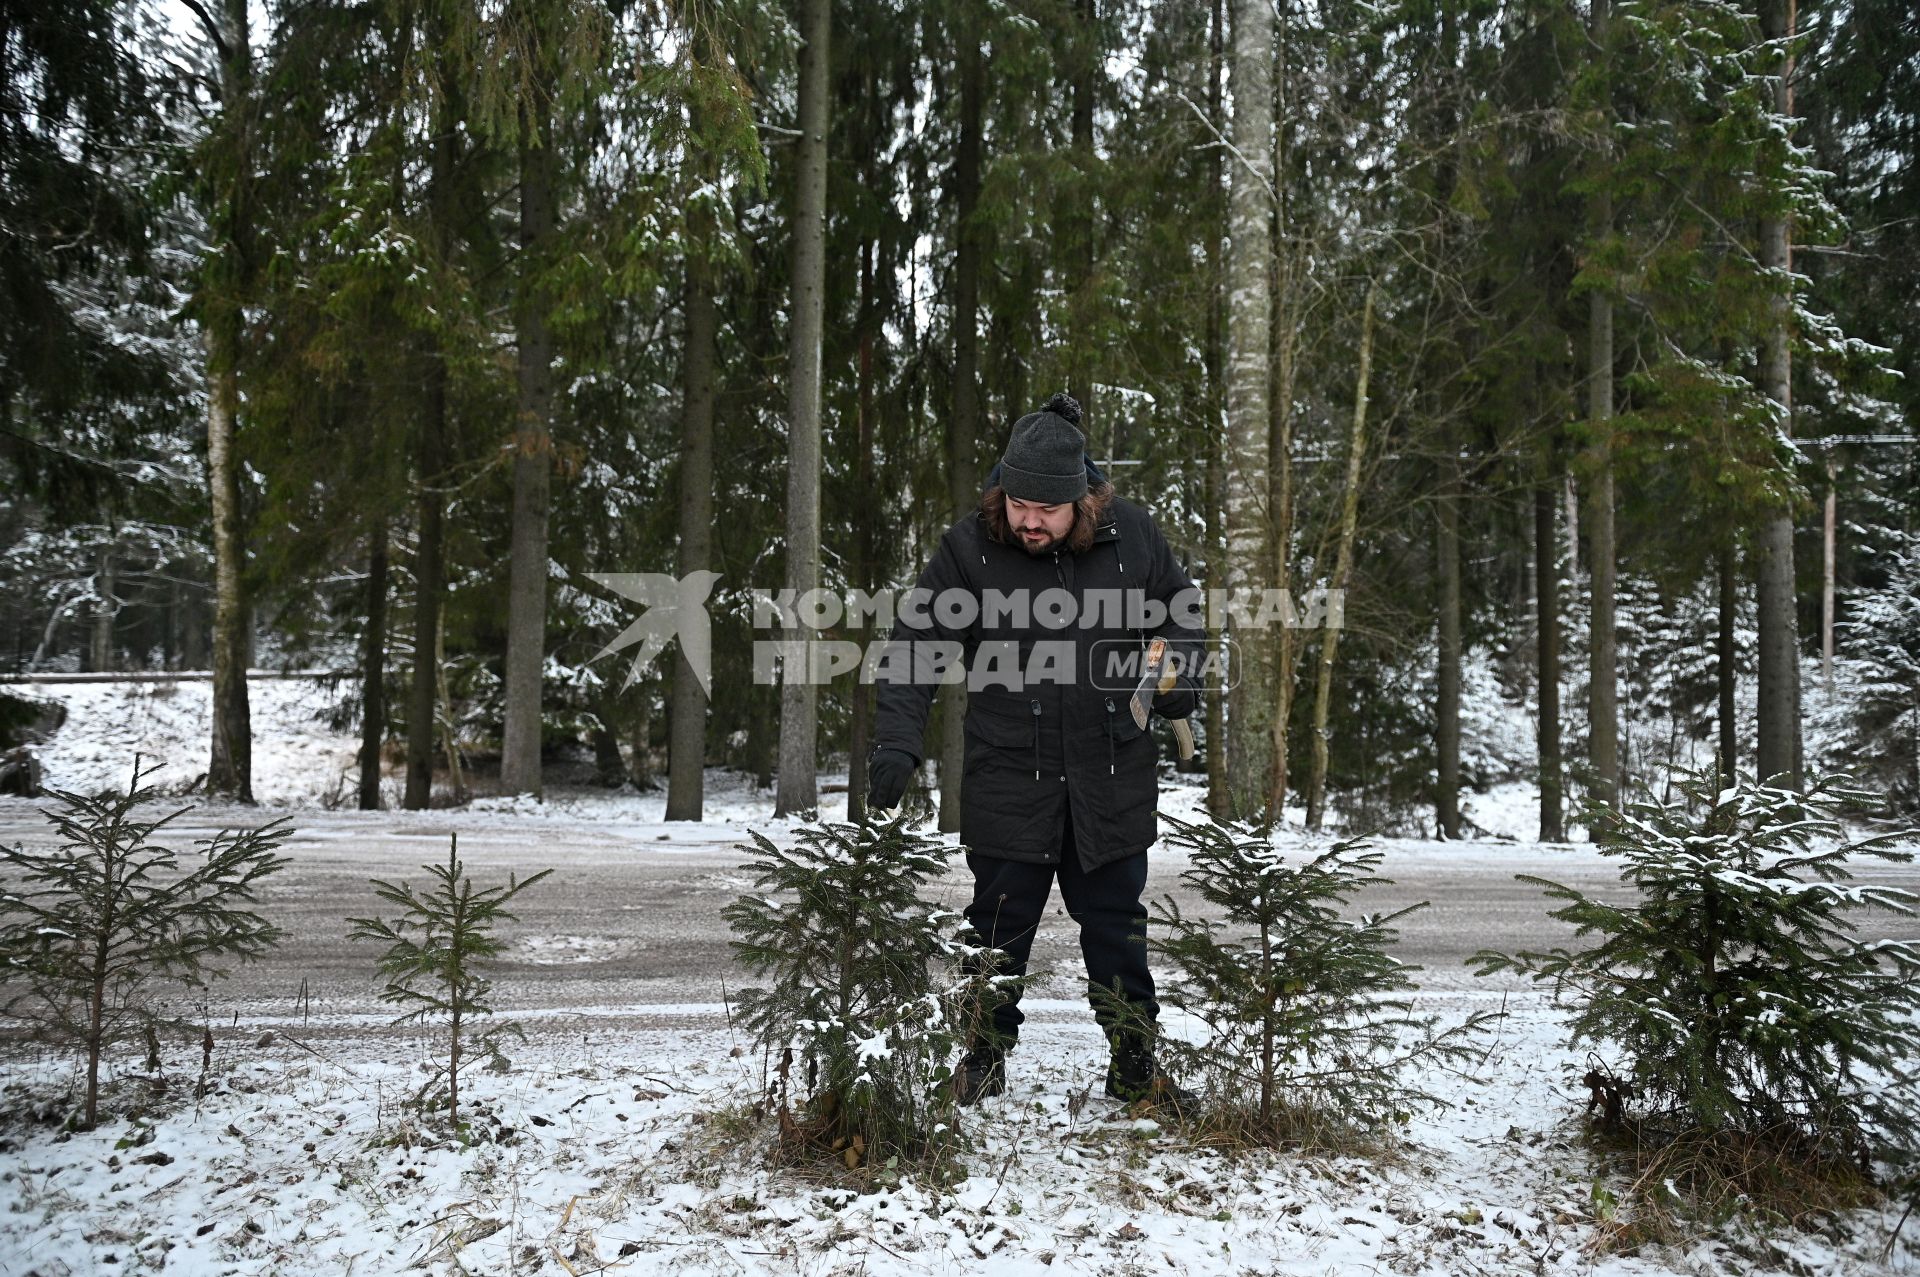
left=1030, top=698, right=1042, bottom=781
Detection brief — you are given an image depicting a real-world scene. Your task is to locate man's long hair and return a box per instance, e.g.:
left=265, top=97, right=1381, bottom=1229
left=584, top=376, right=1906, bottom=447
left=980, top=481, right=1116, bottom=554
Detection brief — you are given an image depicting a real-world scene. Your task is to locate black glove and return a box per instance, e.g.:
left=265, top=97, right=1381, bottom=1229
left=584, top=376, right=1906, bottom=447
left=1152, top=676, right=1197, bottom=721
left=866, top=748, right=917, bottom=811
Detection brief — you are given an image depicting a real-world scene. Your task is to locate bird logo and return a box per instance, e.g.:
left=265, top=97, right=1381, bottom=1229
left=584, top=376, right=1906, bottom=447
left=585, top=571, right=722, bottom=697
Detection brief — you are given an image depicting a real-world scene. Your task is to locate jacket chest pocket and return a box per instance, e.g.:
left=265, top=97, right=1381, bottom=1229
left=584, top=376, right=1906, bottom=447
left=964, top=696, right=1054, bottom=782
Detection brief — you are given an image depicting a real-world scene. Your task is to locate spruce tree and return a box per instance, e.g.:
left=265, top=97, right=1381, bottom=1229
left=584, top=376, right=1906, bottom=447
left=348, top=835, right=551, bottom=1133
left=1147, top=814, right=1491, bottom=1145
left=723, top=817, right=1002, bottom=1174
left=1473, top=773, right=1920, bottom=1167
left=0, top=761, right=290, bottom=1129
left=1816, top=539, right=1920, bottom=814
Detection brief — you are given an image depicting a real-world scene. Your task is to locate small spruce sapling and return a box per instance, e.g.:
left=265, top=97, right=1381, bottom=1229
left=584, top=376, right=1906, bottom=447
left=723, top=816, right=1004, bottom=1174
left=0, top=760, right=290, bottom=1129
left=1148, top=813, right=1492, bottom=1145
left=348, top=833, right=551, bottom=1132
left=1471, top=772, right=1920, bottom=1164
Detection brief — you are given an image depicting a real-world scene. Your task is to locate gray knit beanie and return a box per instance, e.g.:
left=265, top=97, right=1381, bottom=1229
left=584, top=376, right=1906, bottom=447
left=999, top=392, right=1088, bottom=504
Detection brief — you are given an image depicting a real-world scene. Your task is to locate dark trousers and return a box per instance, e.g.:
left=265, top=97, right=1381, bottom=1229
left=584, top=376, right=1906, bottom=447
left=962, top=805, right=1159, bottom=1048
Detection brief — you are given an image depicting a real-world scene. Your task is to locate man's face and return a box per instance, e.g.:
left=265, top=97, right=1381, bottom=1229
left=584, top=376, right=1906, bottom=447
left=1006, top=495, right=1077, bottom=554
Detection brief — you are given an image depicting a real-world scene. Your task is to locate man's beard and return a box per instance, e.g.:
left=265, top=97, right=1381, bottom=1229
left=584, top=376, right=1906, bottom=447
left=1019, top=529, right=1059, bottom=555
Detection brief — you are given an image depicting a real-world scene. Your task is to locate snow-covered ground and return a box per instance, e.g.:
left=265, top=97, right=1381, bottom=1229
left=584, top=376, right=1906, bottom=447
left=11, top=678, right=369, bottom=809
left=3, top=677, right=1918, bottom=1276
left=5, top=676, right=1580, bottom=841
left=2, top=995, right=1914, bottom=1277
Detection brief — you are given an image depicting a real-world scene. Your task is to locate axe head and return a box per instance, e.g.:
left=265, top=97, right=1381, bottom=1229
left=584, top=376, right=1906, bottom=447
left=1128, top=637, right=1168, bottom=731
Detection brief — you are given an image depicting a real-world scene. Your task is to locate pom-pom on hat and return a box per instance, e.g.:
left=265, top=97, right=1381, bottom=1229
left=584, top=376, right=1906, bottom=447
left=999, top=392, right=1089, bottom=505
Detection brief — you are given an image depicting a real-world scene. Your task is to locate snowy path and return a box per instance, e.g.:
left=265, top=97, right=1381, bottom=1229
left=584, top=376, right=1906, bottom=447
left=6, top=780, right=1917, bottom=1035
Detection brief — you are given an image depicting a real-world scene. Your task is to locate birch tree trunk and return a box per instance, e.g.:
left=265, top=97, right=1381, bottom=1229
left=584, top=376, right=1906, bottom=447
left=90, top=547, right=115, bottom=673
left=435, top=618, right=464, bottom=799
left=775, top=0, right=829, bottom=817
left=1266, top=18, right=1296, bottom=819
left=1304, top=283, right=1374, bottom=831
left=1224, top=0, right=1274, bottom=821
left=500, top=81, right=557, bottom=799
left=1754, top=0, right=1802, bottom=789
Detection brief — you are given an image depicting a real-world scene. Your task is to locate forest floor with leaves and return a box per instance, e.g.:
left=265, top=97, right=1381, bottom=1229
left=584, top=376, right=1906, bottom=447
left=2, top=990, right=1916, bottom=1277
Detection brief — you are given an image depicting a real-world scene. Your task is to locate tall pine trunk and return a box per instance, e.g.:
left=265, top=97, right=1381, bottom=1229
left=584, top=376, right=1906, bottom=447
left=667, top=197, right=717, bottom=821
left=847, top=242, right=876, bottom=823
left=1066, top=0, right=1096, bottom=412
left=205, top=0, right=253, bottom=802
left=1224, top=0, right=1274, bottom=821
left=1718, top=540, right=1738, bottom=785
left=1587, top=306, right=1619, bottom=808
left=775, top=0, right=829, bottom=817
left=1203, top=0, right=1229, bottom=819
left=1435, top=459, right=1462, bottom=839
left=938, top=28, right=986, bottom=834
left=1821, top=463, right=1835, bottom=689
left=1535, top=479, right=1563, bottom=841
left=405, top=94, right=459, bottom=812
left=1754, top=0, right=1801, bottom=789
left=1586, top=0, right=1620, bottom=811
left=359, top=523, right=388, bottom=810
left=501, top=84, right=557, bottom=798
left=1305, top=283, right=1373, bottom=831
left=404, top=376, right=447, bottom=811
left=207, top=321, right=252, bottom=801
left=629, top=690, right=654, bottom=788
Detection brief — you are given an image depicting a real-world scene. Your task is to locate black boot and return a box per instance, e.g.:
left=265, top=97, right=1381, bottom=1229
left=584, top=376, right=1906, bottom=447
left=1104, top=1033, right=1196, bottom=1111
left=955, top=1045, right=1007, bottom=1106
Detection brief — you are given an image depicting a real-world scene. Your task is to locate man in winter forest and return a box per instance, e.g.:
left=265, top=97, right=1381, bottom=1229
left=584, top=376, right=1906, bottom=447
left=867, top=391, right=1203, bottom=1108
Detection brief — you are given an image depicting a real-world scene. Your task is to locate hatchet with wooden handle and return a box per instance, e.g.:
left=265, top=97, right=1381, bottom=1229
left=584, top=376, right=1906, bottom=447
left=1128, top=637, right=1197, bottom=761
